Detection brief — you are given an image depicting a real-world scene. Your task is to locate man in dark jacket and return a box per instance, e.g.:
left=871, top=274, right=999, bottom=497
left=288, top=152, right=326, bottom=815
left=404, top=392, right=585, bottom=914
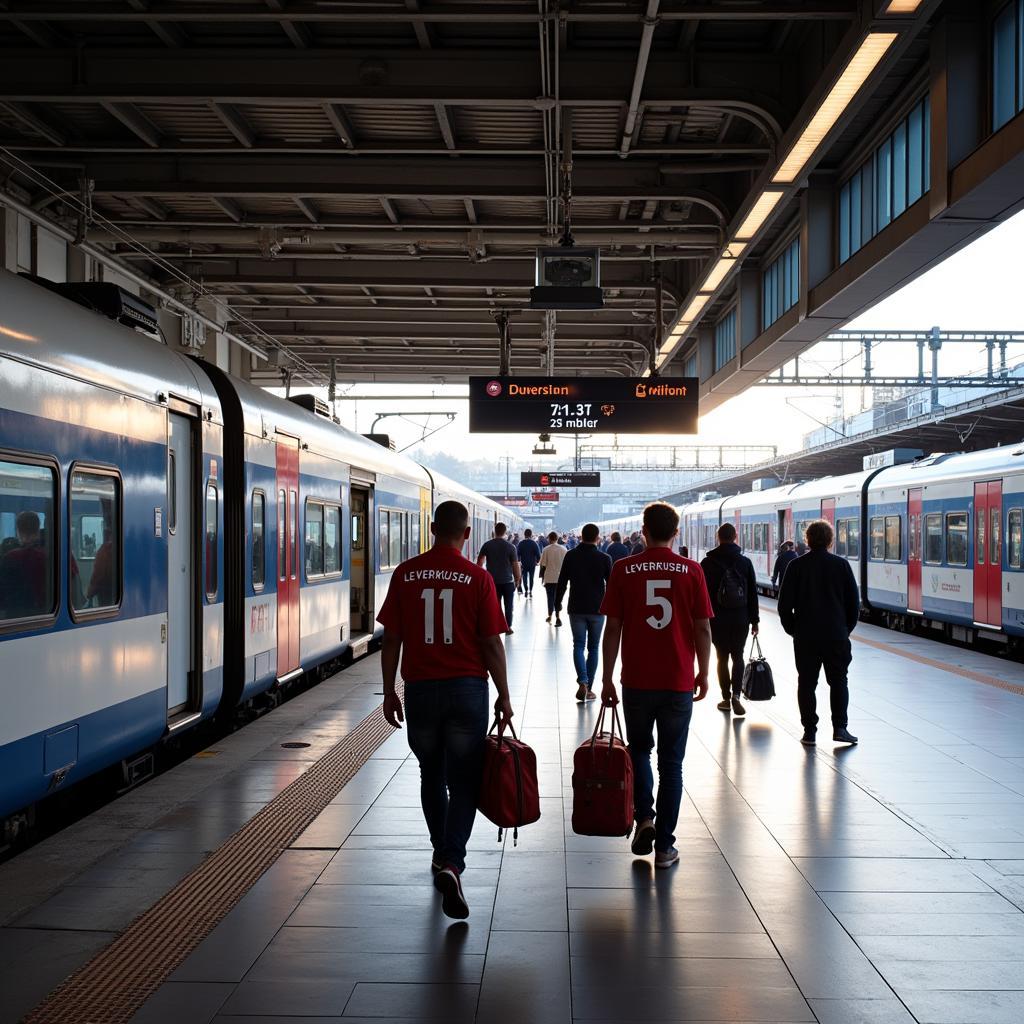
left=516, top=529, right=542, bottom=598
left=771, top=540, right=798, bottom=588
left=556, top=523, right=613, bottom=701
left=606, top=531, right=631, bottom=564
left=700, top=523, right=759, bottom=717
left=777, top=519, right=860, bottom=746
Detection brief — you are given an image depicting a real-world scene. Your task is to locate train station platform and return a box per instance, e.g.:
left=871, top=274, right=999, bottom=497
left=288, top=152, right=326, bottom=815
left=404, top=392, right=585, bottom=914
left=2, top=598, right=1024, bottom=1024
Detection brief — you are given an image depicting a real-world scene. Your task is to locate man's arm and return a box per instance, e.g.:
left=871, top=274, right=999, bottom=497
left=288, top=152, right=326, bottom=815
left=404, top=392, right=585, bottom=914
left=843, top=560, right=861, bottom=635
left=693, top=617, right=711, bottom=701
left=476, top=549, right=486, bottom=568
left=747, top=560, right=760, bottom=633
left=777, top=563, right=796, bottom=635
left=381, top=629, right=404, bottom=727
left=511, top=548, right=522, bottom=587
left=601, top=615, right=623, bottom=705
left=555, top=553, right=571, bottom=610
left=480, top=634, right=514, bottom=722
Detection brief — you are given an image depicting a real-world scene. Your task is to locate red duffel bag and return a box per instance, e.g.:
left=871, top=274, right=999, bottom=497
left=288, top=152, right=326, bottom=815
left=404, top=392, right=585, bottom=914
left=571, top=704, right=634, bottom=837
left=477, top=717, right=540, bottom=845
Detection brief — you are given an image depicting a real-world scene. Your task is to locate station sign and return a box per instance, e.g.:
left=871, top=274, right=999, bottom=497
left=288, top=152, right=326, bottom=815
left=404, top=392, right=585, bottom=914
left=863, top=448, right=924, bottom=470
left=487, top=495, right=529, bottom=507
left=470, top=377, right=699, bottom=435
left=521, top=471, right=601, bottom=488
left=532, top=491, right=559, bottom=502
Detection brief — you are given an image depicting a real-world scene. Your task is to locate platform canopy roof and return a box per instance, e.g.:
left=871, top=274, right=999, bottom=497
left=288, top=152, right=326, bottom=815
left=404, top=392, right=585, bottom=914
left=2, top=1, right=1017, bottom=400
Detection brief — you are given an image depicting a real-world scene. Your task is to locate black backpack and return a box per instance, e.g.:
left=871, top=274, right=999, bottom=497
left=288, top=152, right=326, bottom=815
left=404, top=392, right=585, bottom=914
left=716, top=564, right=746, bottom=610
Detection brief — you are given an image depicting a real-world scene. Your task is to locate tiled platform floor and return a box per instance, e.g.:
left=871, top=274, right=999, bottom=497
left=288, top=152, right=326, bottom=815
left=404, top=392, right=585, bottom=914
left=3, top=594, right=1024, bottom=1024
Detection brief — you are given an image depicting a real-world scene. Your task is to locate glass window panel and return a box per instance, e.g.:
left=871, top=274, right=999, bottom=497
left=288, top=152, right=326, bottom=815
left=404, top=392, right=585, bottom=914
left=0, top=460, right=57, bottom=622
left=839, top=182, right=851, bottom=262
left=908, top=101, right=924, bottom=204
left=850, top=173, right=863, bottom=252
left=205, top=483, right=218, bottom=598
left=976, top=505, right=986, bottom=565
left=167, top=450, right=177, bottom=534
left=71, top=469, right=120, bottom=612
left=389, top=511, right=403, bottom=568
left=991, top=506, right=1001, bottom=566
left=410, top=515, right=421, bottom=557
left=848, top=518, right=860, bottom=559
left=924, top=513, right=943, bottom=563
left=946, top=512, right=969, bottom=566
left=252, top=491, right=265, bottom=588
left=1009, top=509, right=1022, bottom=568
left=924, top=94, right=931, bottom=193
left=885, top=515, right=901, bottom=560
left=379, top=508, right=389, bottom=568
left=892, top=121, right=907, bottom=217
left=325, top=505, right=341, bottom=574
left=909, top=512, right=919, bottom=562
left=837, top=519, right=848, bottom=557
left=870, top=517, right=884, bottom=560
left=860, top=164, right=875, bottom=245
left=278, top=489, right=286, bottom=580
left=305, top=500, right=324, bottom=577
left=876, top=137, right=892, bottom=230
left=994, top=3, right=1017, bottom=130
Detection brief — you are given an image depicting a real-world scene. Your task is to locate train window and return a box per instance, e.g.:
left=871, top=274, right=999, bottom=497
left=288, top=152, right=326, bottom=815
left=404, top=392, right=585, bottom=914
left=848, top=519, right=860, bottom=559
left=389, top=510, right=403, bottom=568
left=976, top=507, right=986, bottom=565
left=924, top=513, right=942, bottom=563
left=167, top=450, right=177, bottom=534
left=884, top=516, right=901, bottom=561
left=411, top=515, right=421, bottom=555
left=70, top=467, right=121, bottom=615
left=991, top=507, right=1000, bottom=567
left=0, top=458, right=57, bottom=625
left=1009, top=509, right=1022, bottom=569
left=379, top=509, right=390, bottom=569
left=836, top=519, right=848, bottom=557
left=305, top=500, right=324, bottom=577
left=289, top=489, right=297, bottom=580
left=946, top=512, right=968, bottom=566
left=252, top=491, right=265, bottom=589
left=325, top=505, right=341, bottom=575
left=205, top=483, right=219, bottom=599
left=869, top=517, right=884, bottom=560
left=278, top=489, right=287, bottom=580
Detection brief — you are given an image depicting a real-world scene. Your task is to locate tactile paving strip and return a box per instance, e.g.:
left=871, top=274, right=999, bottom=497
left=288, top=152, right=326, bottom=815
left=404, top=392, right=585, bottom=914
left=22, top=688, right=401, bottom=1024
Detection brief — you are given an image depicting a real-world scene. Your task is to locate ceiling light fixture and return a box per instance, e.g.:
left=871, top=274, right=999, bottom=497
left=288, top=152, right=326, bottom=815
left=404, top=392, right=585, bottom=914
left=885, top=0, right=923, bottom=12
left=699, top=242, right=748, bottom=292
left=773, top=32, right=899, bottom=184
left=734, top=191, right=785, bottom=241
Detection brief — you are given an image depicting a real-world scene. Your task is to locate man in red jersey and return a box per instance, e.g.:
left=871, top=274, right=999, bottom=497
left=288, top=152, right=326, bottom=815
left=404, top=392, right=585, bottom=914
left=600, top=501, right=712, bottom=868
left=379, top=500, right=514, bottom=920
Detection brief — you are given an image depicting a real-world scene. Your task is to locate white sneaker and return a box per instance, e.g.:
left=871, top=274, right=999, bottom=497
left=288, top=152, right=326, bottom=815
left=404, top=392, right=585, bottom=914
left=654, top=847, right=679, bottom=869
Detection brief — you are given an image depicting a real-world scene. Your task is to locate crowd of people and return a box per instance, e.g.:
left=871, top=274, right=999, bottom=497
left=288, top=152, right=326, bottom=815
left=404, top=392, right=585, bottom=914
left=380, top=500, right=862, bottom=918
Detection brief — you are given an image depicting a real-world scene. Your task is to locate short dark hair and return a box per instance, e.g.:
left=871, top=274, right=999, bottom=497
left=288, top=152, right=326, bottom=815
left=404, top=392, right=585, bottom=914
left=643, top=502, right=679, bottom=543
left=432, top=500, right=469, bottom=540
left=523, top=528, right=532, bottom=538
left=581, top=523, right=599, bottom=543
left=805, top=519, right=833, bottom=549
left=548, top=531, right=558, bottom=543
left=611, top=531, right=621, bottom=543
left=494, top=522, right=507, bottom=536
left=16, top=510, right=40, bottom=536
left=717, top=522, right=737, bottom=544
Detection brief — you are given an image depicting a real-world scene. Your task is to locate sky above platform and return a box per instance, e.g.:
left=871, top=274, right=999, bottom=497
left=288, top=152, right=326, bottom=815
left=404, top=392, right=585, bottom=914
left=322, top=207, right=1024, bottom=468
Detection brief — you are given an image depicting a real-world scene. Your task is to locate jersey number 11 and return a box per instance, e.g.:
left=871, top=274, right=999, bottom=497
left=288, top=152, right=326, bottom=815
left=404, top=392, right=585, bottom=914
left=422, top=587, right=454, bottom=645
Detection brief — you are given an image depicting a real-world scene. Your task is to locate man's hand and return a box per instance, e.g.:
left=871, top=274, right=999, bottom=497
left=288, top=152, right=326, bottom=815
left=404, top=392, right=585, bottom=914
left=494, top=695, right=514, bottom=723
left=751, top=624, right=759, bottom=637
left=601, top=680, right=619, bottom=706
left=383, top=690, right=404, bottom=728
left=693, top=671, right=709, bottom=702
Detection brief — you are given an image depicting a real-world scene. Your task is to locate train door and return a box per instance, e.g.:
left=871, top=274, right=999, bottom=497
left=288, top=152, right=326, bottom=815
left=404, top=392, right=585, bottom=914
left=349, top=484, right=372, bottom=637
left=820, top=498, right=836, bottom=526
left=779, top=507, right=793, bottom=546
left=908, top=487, right=923, bottom=614
left=167, top=412, right=196, bottom=715
left=974, top=481, right=1003, bottom=628
left=275, top=436, right=300, bottom=679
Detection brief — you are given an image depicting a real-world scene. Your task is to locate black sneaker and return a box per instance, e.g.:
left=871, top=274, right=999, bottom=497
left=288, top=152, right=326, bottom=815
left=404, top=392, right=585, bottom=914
left=434, top=865, right=470, bottom=919
left=800, top=731, right=816, bottom=746
left=833, top=728, right=858, bottom=745
left=431, top=850, right=443, bottom=873
left=717, top=699, right=731, bottom=711
left=555, top=618, right=563, bottom=627
left=731, top=696, right=745, bottom=717
left=631, top=818, right=656, bottom=856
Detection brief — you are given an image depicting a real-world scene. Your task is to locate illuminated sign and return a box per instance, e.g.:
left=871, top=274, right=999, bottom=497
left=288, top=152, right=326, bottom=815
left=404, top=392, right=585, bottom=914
left=521, top=472, right=601, bottom=488
left=470, top=377, right=699, bottom=435
left=532, top=491, right=559, bottom=502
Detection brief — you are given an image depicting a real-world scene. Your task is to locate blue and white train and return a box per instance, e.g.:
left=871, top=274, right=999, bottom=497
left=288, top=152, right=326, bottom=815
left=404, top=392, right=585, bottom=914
left=596, top=445, right=1024, bottom=652
left=0, top=270, right=524, bottom=835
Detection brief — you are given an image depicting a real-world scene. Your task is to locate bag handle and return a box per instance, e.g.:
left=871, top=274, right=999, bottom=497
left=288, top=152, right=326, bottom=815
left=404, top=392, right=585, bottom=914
left=589, top=703, right=623, bottom=752
left=749, top=634, right=764, bottom=661
left=488, top=714, right=518, bottom=746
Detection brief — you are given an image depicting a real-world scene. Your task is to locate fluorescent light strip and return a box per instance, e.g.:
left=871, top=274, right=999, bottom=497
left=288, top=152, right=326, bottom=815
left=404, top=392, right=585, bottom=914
left=773, top=32, right=898, bottom=184
left=885, top=0, right=923, bottom=12
left=680, top=295, right=710, bottom=325
left=734, top=191, right=785, bottom=241
left=700, top=243, right=748, bottom=292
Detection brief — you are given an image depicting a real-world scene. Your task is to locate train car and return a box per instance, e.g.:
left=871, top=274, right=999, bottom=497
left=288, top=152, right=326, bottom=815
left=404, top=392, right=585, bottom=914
left=0, top=270, right=526, bottom=836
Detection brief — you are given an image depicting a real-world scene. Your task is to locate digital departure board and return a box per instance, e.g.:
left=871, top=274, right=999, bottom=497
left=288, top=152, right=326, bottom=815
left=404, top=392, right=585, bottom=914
left=469, top=377, right=699, bottom=435
left=521, top=472, right=601, bottom=488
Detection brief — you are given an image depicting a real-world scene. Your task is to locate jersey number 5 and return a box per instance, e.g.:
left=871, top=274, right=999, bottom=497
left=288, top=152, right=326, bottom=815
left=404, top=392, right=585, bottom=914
left=645, top=580, right=673, bottom=630
left=421, top=587, right=454, bottom=645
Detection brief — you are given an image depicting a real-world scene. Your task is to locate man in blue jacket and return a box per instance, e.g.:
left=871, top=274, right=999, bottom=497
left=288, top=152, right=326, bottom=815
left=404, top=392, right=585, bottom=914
left=516, top=528, right=542, bottom=599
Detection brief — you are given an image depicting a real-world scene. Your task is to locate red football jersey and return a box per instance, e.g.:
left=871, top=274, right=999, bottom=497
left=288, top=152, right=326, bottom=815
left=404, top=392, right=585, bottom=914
left=600, top=547, right=714, bottom=692
left=377, top=544, right=509, bottom=683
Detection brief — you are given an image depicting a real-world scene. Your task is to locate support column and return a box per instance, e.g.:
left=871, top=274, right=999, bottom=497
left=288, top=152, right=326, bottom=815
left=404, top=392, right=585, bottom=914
left=735, top=267, right=760, bottom=353
left=696, top=324, right=714, bottom=382
left=0, top=207, right=17, bottom=272
left=801, top=172, right=834, bottom=306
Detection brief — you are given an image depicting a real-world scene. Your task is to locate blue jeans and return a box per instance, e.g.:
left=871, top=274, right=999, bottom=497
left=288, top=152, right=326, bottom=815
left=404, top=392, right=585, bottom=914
left=544, top=583, right=558, bottom=616
left=494, top=580, right=515, bottom=628
left=521, top=564, right=537, bottom=594
left=621, top=687, right=694, bottom=852
left=404, top=677, right=489, bottom=872
left=569, top=613, right=605, bottom=689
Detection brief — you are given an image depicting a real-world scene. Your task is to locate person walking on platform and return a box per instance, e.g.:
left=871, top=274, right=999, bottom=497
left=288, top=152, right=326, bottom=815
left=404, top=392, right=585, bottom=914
left=539, top=532, right=567, bottom=626
left=777, top=519, right=860, bottom=747
left=700, top=523, right=759, bottom=718
left=630, top=531, right=646, bottom=555
left=772, top=540, right=798, bottom=588
left=516, top=528, right=542, bottom=598
left=600, top=502, right=712, bottom=868
left=477, top=521, right=521, bottom=634
left=379, top=500, right=514, bottom=919
left=556, top=523, right=612, bottom=702
left=606, top=531, right=630, bottom=564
